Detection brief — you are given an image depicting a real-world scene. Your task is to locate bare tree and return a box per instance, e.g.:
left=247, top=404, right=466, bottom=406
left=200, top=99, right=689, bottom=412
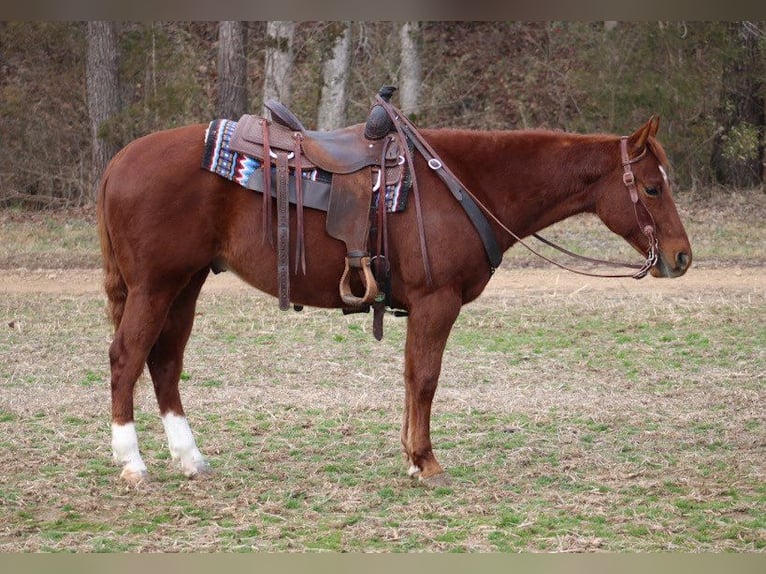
left=711, top=21, right=765, bottom=188
left=262, top=21, right=295, bottom=114
left=317, top=23, right=352, bottom=130
left=216, top=21, right=248, bottom=119
left=86, top=21, right=121, bottom=199
left=399, top=21, right=422, bottom=116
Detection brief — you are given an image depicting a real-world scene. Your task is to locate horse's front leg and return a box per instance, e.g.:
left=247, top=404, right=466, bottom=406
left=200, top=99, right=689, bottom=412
left=401, top=290, right=461, bottom=487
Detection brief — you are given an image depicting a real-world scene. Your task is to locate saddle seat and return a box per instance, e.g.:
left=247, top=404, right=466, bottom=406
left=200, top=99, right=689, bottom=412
left=265, top=100, right=398, bottom=174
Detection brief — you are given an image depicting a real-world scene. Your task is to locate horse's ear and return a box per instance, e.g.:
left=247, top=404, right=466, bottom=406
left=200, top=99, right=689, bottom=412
left=649, top=115, right=660, bottom=137
left=628, top=115, right=659, bottom=156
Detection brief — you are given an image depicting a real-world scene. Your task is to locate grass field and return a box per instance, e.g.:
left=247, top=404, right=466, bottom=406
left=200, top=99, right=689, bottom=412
left=0, top=190, right=764, bottom=552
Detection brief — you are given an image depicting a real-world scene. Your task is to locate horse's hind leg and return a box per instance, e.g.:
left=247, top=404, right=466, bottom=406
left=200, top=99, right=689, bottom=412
left=146, top=268, right=210, bottom=479
left=110, top=287, right=179, bottom=485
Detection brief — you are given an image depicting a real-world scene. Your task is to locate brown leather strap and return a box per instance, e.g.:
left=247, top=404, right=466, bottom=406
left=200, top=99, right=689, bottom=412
left=374, top=138, right=391, bottom=278
left=372, top=137, right=392, bottom=341
left=373, top=99, right=433, bottom=288
left=261, top=119, right=273, bottom=247
left=276, top=151, right=290, bottom=310
left=620, top=137, right=656, bottom=240
left=401, top=122, right=503, bottom=270
left=294, top=132, right=306, bottom=275
left=375, top=95, right=504, bottom=277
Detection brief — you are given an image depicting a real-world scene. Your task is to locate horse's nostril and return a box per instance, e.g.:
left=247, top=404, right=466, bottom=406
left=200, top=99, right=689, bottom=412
left=676, top=251, right=690, bottom=269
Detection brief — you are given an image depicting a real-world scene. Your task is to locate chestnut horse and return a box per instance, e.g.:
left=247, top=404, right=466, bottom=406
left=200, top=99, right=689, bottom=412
left=97, top=115, right=691, bottom=486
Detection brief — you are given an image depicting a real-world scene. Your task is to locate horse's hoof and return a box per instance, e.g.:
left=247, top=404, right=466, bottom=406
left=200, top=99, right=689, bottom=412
left=420, top=472, right=452, bottom=488
left=120, top=467, right=150, bottom=487
left=184, top=460, right=211, bottom=479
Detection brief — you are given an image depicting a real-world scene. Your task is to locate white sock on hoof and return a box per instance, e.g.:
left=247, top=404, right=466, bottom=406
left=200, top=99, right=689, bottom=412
left=161, top=412, right=208, bottom=476
left=112, top=422, right=147, bottom=475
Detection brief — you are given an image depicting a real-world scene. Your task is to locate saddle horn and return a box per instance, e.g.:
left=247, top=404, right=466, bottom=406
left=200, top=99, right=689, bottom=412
left=364, top=85, right=397, bottom=140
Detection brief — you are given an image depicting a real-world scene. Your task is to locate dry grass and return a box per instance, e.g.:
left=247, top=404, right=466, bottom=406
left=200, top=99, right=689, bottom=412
left=0, top=262, right=763, bottom=552
left=0, top=191, right=764, bottom=552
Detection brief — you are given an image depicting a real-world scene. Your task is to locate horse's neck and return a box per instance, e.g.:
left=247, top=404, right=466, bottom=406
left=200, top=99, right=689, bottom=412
left=428, top=129, right=615, bottom=243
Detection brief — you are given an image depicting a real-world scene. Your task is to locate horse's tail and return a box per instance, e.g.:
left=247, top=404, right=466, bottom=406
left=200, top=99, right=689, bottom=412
left=96, top=156, right=127, bottom=332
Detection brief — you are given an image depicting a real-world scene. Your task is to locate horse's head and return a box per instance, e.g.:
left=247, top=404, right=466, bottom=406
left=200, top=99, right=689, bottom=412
left=594, top=117, right=692, bottom=278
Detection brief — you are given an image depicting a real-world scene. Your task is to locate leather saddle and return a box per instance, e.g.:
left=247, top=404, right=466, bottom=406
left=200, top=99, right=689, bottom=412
left=231, top=110, right=402, bottom=175
left=228, top=100, right=404, bottom=311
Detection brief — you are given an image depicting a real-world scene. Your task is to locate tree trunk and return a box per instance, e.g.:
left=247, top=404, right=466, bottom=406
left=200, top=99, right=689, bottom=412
left=262, top=21, right=295, bottom=115
left=86, top=21, right=121, bottom=200
left=710, top=22, right=765, bottom=188
left=399, top=21, right=422, bottom=117
left=317, top=23, right=352, bottom=130
left=216, top=21, right=248, bottom=120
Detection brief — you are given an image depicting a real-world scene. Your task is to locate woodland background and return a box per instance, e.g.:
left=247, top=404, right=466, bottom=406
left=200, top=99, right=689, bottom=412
left=1, top=21, right=764, bottom=207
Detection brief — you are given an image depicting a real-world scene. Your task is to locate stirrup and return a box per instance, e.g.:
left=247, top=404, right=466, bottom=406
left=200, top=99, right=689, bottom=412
left=339, top=255, right=379, bottom=307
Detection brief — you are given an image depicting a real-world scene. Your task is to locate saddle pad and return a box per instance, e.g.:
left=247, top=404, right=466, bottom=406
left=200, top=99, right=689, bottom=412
left=202, top=119, right=410, bottom=213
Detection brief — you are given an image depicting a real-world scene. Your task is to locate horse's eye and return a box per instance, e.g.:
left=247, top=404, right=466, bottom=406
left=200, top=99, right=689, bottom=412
left=645, top=186, right=660, bottom=197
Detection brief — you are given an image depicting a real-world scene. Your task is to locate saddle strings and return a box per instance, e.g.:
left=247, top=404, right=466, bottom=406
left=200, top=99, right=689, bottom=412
left=293, top=132, right=306, bottom=274
left=375, top=97, right=434, bottom=288
left=261, top=118, right=274, bottom=247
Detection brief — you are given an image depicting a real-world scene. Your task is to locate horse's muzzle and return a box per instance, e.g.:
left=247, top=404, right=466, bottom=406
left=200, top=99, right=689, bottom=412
left=651, top=249, right=692, bottom=278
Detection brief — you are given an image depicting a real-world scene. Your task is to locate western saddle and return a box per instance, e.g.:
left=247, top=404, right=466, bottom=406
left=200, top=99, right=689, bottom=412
left=228, top=87, right=404, bottom=320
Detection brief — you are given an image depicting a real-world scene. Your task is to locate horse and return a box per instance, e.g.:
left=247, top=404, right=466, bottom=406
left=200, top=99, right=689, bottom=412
left=97, top=113, right=691, bottom=487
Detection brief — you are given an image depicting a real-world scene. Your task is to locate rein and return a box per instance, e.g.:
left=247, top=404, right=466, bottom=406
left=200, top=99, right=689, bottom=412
left=375, top=95, right=659, bottom=280
left=523, top=138, right=658, bottom=279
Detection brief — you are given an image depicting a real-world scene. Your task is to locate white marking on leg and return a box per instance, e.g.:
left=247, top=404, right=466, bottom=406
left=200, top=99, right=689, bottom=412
left=161, top=413, right=209, bottom=477
left=408, top=463, right=421, bottom=477
left=112, top=422, right=148, bottom=482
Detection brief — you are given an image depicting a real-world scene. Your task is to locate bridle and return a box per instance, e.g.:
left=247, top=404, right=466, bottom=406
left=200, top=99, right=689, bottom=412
left=522, top=137, right=659, bottom=279
left=616, top=136, right=659, bottom=277
left=375, top=94, right=661, bottom=280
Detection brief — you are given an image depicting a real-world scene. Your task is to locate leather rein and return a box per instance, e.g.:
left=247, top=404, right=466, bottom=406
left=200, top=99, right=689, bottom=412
left=375, top=95, right=659, bottom=280
left=527, top=138, right=658, bottom=279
